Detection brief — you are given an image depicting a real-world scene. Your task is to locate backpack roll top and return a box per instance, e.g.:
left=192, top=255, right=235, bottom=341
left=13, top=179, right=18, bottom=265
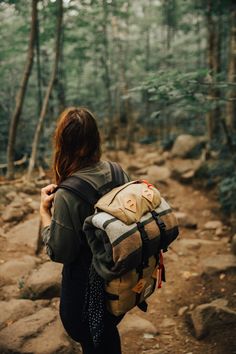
left=95, top=180, right=162, bottom=224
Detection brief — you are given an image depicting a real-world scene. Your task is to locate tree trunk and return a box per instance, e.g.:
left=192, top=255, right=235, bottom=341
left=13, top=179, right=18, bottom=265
left=144, top=0, right=151, bottom=121
left=55, top=26, right=66, bottom=112
left=205, top=0, right=221, bottom=141
left=226, top=2, right=236, bottom=130
left=6, top=0, right=38, bottom=179
left=36, top=10, right=42, bottom=115
left=194, top=1, right=202, bottom=69
left=101, top=0, right=113, bottom=146
left=27, top=0, right=63, bottom=181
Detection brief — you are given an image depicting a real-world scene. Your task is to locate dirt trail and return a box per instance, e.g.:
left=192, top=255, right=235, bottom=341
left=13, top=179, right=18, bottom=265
left=120, top=178, right=236, bottom=354
left=0, top=155, right=235, bottom=354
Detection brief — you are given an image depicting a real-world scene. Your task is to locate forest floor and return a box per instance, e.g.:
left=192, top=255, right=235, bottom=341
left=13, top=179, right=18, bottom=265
left=0, top=145, right=235, bottom=354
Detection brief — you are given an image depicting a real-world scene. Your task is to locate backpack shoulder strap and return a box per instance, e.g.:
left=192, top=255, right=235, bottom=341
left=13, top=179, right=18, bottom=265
left=59, top=175, right=99, bottom=205
left=58, top=161, right=125, bottom=205
left=98, top=161, right=126, bottom=195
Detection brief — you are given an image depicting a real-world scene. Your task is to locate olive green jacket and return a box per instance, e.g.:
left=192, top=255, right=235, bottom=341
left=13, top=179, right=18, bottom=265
left=42, top=160, right=128, bottom=264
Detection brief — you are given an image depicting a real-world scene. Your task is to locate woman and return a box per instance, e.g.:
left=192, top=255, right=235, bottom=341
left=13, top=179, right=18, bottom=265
left=40, top=107, right=128, bottom=354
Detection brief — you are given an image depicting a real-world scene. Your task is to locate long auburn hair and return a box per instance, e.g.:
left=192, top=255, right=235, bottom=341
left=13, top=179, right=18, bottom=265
left=53, top=107, right=101, bottom=185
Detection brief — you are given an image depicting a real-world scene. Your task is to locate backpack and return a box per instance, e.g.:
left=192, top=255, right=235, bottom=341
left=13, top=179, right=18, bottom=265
left=59, top=161, right=179, bottom=316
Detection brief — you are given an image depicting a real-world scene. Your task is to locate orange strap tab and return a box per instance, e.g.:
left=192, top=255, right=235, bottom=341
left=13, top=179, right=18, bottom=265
left=141, top=179, right=155, bottom=189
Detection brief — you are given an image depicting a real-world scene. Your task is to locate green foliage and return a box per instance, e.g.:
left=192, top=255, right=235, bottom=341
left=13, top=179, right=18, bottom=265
left=144, top=69, right=208, bottom=105
left=219, top=175, right=236, bottom=214
left=195, top=159, right=235, bottom=188
left=0, top=0, right=234, bottom=188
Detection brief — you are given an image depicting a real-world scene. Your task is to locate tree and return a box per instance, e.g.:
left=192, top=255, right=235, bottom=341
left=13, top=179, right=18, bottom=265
left=6, top=0, right=38, bottom=179
left=161, top=0, right=178, bottom=53
left=27, top=0, right=63, bottom=180
left=101, top=0, right=113, bottom=136
left=226, top=0, right=236, bottom=131
left=205, top=0, right=221, bottom=141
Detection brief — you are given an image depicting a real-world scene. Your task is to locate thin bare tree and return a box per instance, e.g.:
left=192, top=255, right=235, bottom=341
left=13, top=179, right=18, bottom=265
left=6, top=0, right=38, bottom=179
left=27, top=0, right=63, bottom=181
left=205, top=0, right=221, bottom=141
left=226, top=1, right=236, bottom=131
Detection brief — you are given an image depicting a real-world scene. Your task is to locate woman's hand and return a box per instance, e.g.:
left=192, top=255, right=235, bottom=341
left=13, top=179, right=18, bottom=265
left=40, top=184, right=57, bottom=226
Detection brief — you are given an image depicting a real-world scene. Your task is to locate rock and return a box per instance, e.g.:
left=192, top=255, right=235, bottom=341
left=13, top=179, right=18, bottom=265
left=0, top=307, right=57, bottom=352
left=5, top=191, right=18, bottom=201
left=231, top=234, right=236, bottom=255
left=28, top=200, right=40, bottom=212
left=178, top=306, right=189, bottom=316
left=180, top=170, right=195, bottom=183
left=143, top=152, right=165, bottom=166
left=175, top=212, right=197, bottom=229
left=22, top=261, right=62, bottom=299
left=141, top=348, right=162, bottom=354
left=215, top=228, right=224, bottom=236
left=161, top=151, right=171, bottom=160
left=174, top=238, right=220, bottom=253
left=201, top=209, right=211, bottom=217
left=202, top=254, right=236, bottom=275
left=154, top=157, right=166, bottom=166
left=160, top=317, right=176, bottom=327
left=0, top=284, right=21, bottom=300
left=22, top=317, right=75, bottom=354
left=182, top=271, right=198, bottom=280
left=211, top=298, right=229, bottom=307
left=3, top=216, right=40, bottom=254
left=204, top=220, right=223, bottom=230
left=20, top=182, right=38, bottom=195
left=143, top=333, right=155, bottom=339
left=127, top=162, right=146, bottom=174
left=147, top=165, right=171, bottom=184
left=2, top=192, right=36, bottom=223
left=0, top=255, right=39, bottom=284
left=189, top=298, right=236, bottom=339
left=1, top=206, right=25, bottom=222
left=0, top=299, right=37, bottom=330
left=118, top=314, right=158, bottom=335
left=22, top=203, right=34, bottom=215
left=19, top=192, right=32, bottom=200
left=35, top=179, right=51, bottom=188
left=171, top=134, right=206, bottom=158
left=170, top=159, right=202, bottom=182
left=178, top=239, right=201, bottom=250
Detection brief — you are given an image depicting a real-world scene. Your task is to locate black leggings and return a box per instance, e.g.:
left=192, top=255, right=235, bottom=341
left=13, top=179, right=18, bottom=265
left=80, top=315, right=122, bottom=354
left=60, top=306, right=122, bottom=354
left=60, top=290, right=123, bottom=353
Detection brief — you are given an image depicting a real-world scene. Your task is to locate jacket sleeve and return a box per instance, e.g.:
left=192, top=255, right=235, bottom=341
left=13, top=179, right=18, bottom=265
left=42, top=189, right=85, bottom=264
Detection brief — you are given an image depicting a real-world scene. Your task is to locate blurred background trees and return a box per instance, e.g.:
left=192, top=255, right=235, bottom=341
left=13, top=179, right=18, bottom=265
left=0, top=0, right=235, bottom=212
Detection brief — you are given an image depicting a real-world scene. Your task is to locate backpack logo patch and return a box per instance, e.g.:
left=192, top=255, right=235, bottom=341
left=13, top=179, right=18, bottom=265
left=124, top=197, right=137, bottom=213
left=142, top=187, right=154, bottom=202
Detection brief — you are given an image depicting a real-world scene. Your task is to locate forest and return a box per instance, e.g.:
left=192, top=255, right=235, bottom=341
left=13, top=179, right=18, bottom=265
left=0, top=1, right=236, bottom=353
left=0, top=0, right=236, bottom=215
